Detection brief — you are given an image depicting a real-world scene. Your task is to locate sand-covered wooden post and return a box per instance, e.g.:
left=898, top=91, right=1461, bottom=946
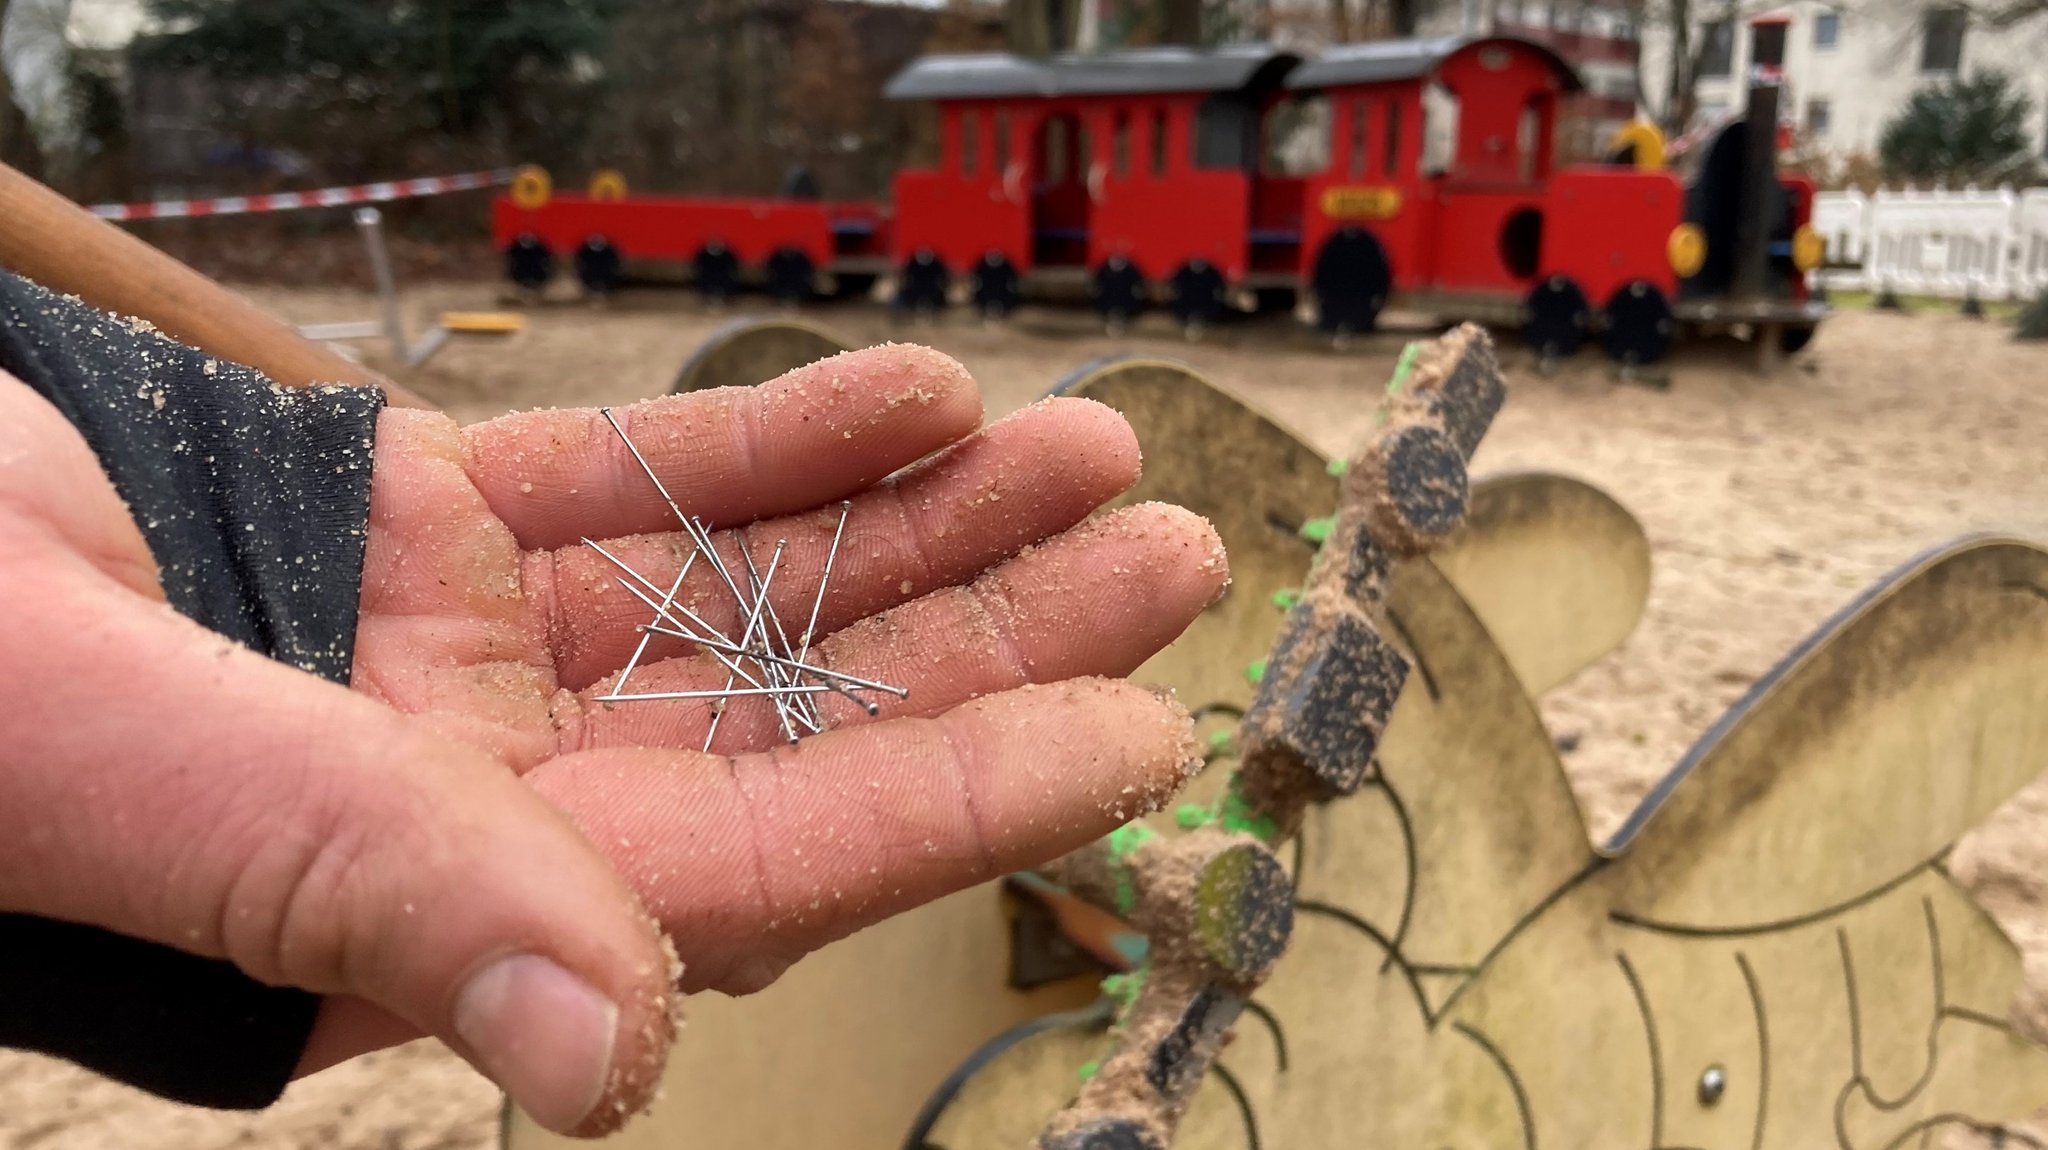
left=1033, top=324, right=1507, bottom=1149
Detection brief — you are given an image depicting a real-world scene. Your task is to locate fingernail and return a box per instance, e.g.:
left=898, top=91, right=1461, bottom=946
left=455, top=954, right=618, bottom=1133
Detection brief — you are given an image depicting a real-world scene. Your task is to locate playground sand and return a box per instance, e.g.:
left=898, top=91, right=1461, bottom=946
left=4, top=289, right=2046, bottom=1148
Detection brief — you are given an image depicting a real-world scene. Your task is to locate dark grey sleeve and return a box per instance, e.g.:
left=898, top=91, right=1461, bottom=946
left=0, top=269, right=384, bottom=1108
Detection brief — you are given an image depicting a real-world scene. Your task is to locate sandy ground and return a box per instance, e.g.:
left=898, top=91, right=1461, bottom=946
left=5, top=283, right=2047, bottom=1148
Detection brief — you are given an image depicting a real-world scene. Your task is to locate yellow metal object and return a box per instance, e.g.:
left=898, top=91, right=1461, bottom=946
left=588, top=169, right=629, bottom=201
left=440, top=311, right=526, bottom=335
left=1608, top=118, right=1667, bottom=170
left=1320, top=185, right=1403, bottom=221
left=1792, top=224, right=1825, bottom=272
left=1668, top=222, right=1707, bottom=278
left=509, top=165, right=552, bottom=211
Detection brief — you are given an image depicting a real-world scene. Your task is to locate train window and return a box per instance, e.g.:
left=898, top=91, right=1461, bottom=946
left=1262, top=97, right=1328, bottom=175
left=1152, top=108, right=1170, bottom=176
left=1420, top=83, right=1457, bottom=176
left=1043, top=115, right=1070, bottom=183
left=994, top=111, right=1011, bottom=173
left=1518, top=103, right=1539, bottom=181
left=1352, top=100, right=1369, bottom=178
left=961, top=112, right=979, bottom=177
left=1195, top=94, right=1259, bottom=170
left=1114, top=110, right=1132, bottom=177
left=1384, top=99, right=1402, bottom=176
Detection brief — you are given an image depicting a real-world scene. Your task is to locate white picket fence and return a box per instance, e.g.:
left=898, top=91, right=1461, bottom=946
left=1812, top=185, right=2048, bottom=300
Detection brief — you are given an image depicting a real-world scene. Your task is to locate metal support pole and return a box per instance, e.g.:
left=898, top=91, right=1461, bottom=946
left=354, top=207, right=409, bottom=361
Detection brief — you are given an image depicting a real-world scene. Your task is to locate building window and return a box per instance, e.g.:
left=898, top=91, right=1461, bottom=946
left=1806, top=97, right=1831, bottom=135
left=1698, top=20, right=1736, bottom=78
left=1813, top=10, right=1838, bottom=48
left=1920, top=8, right=1965, bottom=72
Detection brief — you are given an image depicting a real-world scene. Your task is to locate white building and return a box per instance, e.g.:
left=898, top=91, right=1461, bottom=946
left=1639, top=1, right=2048, bottom=164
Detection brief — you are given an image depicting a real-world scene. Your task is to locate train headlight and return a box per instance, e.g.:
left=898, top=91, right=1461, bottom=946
left=1791, top=225, right=1824, bottom=272
left=510, top=165, right=553, bottom=211
left=1667, top=223, right=1706, bottom=279
left=588, top=169, right=629, bottom=201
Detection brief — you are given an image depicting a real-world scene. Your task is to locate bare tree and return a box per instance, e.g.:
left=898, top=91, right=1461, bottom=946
left=0, top=0, right=50, bottom=177
left=1160, top=0, right=1204, bottom=40
left=1328, top=0, right=1353, bottom=39
left=1007, top=0, right=1080, bottom=53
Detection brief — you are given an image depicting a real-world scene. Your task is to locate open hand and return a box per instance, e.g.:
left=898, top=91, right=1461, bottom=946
left=0, top=346, right=1226, bottom=1136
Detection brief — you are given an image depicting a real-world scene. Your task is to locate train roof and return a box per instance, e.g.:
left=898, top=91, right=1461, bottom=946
left=1286, top=33, right=1583, bottom=91
left=883, top=43, right=1301, bottom=102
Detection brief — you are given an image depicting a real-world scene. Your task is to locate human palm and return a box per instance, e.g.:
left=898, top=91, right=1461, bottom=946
left=0, top=346, right=1221, bottom=1137
left=356, top=344, right=1224, bottom=989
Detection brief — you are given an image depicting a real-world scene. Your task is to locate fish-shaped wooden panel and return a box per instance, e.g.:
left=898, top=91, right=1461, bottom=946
left=917, top=399, right=2048, bottom=1147
left=668, top=315, right=851, bottom=394
left=502, top=356, right=1659, bottom=1150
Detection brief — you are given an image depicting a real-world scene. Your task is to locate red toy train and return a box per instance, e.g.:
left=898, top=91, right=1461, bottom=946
left=493, top=22, right=1827, bottom=364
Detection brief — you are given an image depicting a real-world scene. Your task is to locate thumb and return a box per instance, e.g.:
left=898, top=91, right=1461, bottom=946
left=0, top=560, right=675, bottom=1136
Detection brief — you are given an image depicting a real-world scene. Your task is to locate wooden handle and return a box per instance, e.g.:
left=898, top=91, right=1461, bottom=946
left=0, top=163, right=434, bottom=410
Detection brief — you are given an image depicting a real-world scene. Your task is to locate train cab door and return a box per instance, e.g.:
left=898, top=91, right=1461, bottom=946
left=1082, top=95, right=1257, bottom=324
left=1030, top=110, right=1092, bottom=269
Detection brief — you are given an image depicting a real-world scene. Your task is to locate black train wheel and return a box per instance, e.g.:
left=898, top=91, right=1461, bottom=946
left=1600, top=279, right=1676, bottom=365
left=574, top=235, right=622, bottom=297
left=1780, top=322, right=1818, bottom=355
left=766, top=247, right=816, bottom=305
left=1168, top=260, right=1228, bottom=330
left=971, top=252, right=1020, bottom=317
left=896, top=249, right=949, bottom=313
left=693, top=243, right=739, bottom=302
left=1523, top=275, right=1590, bottom=357
left=1310, top=227, right=1391, bottom=335
left=505, top=234, right=552, bottom=291
left=1091, top=257, right=1147, bottom=326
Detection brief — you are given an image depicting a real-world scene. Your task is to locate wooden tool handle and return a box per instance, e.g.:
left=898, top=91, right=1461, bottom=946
left=0, top=163, right=434, bottom=410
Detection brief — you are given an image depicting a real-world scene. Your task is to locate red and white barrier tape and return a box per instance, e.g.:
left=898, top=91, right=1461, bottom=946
left=86, top=167, right=518, bottom=221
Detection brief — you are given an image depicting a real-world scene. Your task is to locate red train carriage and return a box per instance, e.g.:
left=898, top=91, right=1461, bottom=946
left=490, top=167, right=892, bottom=304
left=879, top=45, right=1302, bottom=323
left=490, top=21, right=1825, bottom=364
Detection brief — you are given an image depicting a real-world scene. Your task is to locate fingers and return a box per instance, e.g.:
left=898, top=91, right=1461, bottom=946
left=564, top=502, right=1228, bottom=755
left=0, top=537, right=676, bottom=1136
left=462, top=345, right=984, bottom=550
left=535, top=395, right=1144, bottom=691
left=527, top=679, right=1202, bottom=993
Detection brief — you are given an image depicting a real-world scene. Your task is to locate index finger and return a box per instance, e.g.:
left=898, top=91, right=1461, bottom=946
left=461, top=345, right=984, bottom=550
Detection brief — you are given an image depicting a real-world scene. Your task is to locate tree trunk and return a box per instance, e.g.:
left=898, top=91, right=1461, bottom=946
left=1007, top=0, right=1078, bottom=54
left=1661, top=0, right=1694, bottom=135
left=1328, top=0, right=1352, bottom=41
left=1158, top=0, right=1203, bottom=43
left=0, top=0, right=49, bottom=180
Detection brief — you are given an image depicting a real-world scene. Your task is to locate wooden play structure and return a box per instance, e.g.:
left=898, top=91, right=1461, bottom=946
left=503, top=317, right=2048, bottom=1149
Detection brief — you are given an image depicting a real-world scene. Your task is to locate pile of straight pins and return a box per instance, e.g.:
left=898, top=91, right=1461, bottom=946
left=580, top=408, right=909, bottom=751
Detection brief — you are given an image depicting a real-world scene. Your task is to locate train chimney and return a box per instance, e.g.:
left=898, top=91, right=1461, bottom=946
left=1731, top=12, right=1790, bottom=300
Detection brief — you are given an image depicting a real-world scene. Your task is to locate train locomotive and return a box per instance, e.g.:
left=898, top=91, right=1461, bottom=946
left=493, top=17, right=1827, bottom=364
